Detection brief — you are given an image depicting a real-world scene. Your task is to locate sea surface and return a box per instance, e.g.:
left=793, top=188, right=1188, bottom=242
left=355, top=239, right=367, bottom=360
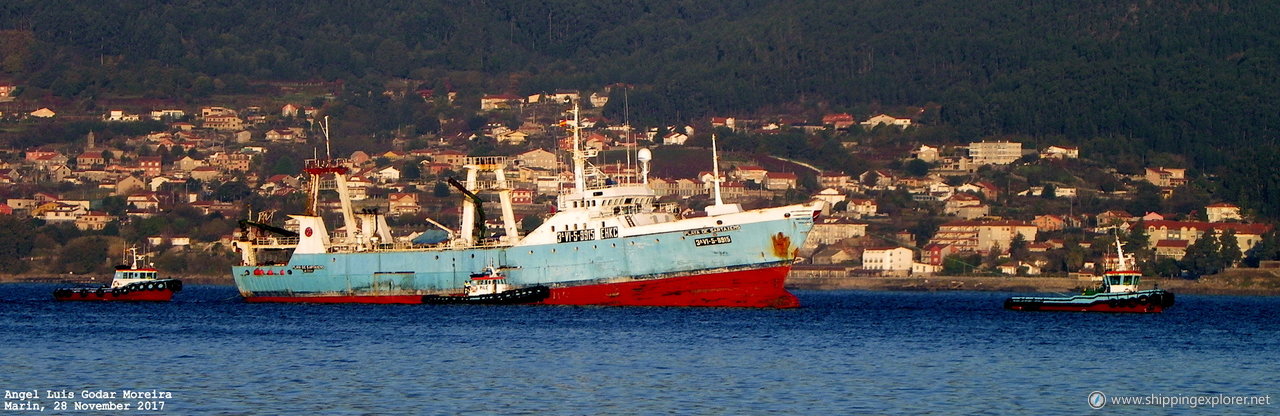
left=1, top=284, right=1276, bottom=415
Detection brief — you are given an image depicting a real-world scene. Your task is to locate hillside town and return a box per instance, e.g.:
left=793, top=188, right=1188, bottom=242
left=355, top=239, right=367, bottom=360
left=0, top=80, right=1273, bottom=280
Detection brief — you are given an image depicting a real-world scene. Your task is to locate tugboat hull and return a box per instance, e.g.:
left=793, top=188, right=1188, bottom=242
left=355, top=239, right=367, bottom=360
left=53, top=280, right=182, bottom=302
left=421, top=286, right=551, bottom=305
left=1005, top=290, right=1174, bottom=313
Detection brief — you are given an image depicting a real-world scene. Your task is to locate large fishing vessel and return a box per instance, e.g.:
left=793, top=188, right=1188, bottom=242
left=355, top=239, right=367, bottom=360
left=232, top=110, right=820, bottom=307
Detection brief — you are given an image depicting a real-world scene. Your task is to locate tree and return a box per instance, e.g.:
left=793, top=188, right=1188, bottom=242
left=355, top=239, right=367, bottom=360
left=1009, top=233, right=1029, bottom=261
left=433, top=181, right=451, bottom=198
left=401, top=161, right=422, bottom=180
left=1125, top=221, right=1150, bottom=260
left=943, top=253, right=981, bottom=275
left=56, top=236, right=112, bottom=274
left=904, top=159, right=931, bottom=177
left=1040, top=183, right=1056, bottom=199
left=1218, top=229, right=1242, bottom=268
left=213, top=181, right=253, bottom=202
left=520, top=215, right=544, bottom=234
left=100, top=196, right=128, bottom=216
left=1152, top=257, right=1182, bottom=278
left=1244, top=230, right=1280, bottom=267
left=0, top=216, right=36, bottom=273
left=1181, top=230, right=1223, bottom=278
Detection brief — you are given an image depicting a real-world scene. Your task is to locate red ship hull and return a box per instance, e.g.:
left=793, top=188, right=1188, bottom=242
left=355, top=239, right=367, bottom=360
left=242, top=265, right=800, bottom=308
left=537, top=265, right=798, bottom=308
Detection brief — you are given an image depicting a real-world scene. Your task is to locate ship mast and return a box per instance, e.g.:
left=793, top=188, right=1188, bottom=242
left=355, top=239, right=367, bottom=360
left=711, top=134, right=724, bottom=206
left=704, top=134, right=742, bottom=216
left=1114, top=234, right=1129, bottom=271
left=304, top=117, right=356, bottom=244
left=571, top=103, right=586, bottom=196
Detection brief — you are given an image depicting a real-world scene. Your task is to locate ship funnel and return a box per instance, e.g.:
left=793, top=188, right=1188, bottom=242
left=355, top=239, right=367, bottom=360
left=291, top=215, right=331, bottom=254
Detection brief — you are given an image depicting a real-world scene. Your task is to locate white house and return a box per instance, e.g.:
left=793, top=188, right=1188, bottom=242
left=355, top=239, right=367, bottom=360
left=861, top=114, right=912, bottom=129
left=862, top=246, right=914, bottom=274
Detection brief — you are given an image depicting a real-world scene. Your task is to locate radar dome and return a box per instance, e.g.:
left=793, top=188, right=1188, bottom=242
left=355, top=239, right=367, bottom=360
left=636, top=148, right=652, bottom=162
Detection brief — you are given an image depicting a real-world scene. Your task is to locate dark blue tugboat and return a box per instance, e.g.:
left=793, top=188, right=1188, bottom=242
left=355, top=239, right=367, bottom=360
left=1005, top=238, right=1174, bottom=313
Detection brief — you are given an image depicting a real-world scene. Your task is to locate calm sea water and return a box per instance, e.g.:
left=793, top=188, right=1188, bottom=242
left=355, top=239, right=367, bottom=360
left=1, top=284, right=1276, bottom=415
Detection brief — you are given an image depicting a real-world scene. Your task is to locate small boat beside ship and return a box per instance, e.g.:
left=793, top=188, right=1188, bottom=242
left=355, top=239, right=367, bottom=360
left=53, top=248, right=182, bottom=302
left=421, top=266, right=550, bottom=305
left=1004, top=238, right=1174, bottom=313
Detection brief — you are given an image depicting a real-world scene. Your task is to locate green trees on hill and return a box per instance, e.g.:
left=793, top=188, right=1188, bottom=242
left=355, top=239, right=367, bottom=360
left=3, top=0, right=1280, bottom=216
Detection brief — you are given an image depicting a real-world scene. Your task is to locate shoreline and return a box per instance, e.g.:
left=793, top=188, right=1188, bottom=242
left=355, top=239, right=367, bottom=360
left=6, top=273, right=1279, bottom=296
left=0, top=274, right=235, bottom=286
left=784, top=274, right=1280, bottom=296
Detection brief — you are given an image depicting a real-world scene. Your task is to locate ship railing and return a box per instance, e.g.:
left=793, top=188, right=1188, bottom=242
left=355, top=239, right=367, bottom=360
left=252, top=237, right=299, bottom=246
left=306, top=158, right=351, bottom=170
left=322, top=239, right=512, bottom=254
left=654, top=203, right=679, bottom=213
left=464, top=156, right=509, bottom=169
left=588, top=203, right=648, bottom=218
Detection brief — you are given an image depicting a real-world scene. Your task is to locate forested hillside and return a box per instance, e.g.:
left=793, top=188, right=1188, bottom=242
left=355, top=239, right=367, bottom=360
left=4, top=0, right=1280, bottom=214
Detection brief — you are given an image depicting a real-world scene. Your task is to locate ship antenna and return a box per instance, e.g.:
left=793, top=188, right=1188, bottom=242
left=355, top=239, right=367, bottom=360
left=571, top=100, right=586, bottom=196
left=624, top=86, right=632, bottom=183
left=321, top=116, right=332, bottom=160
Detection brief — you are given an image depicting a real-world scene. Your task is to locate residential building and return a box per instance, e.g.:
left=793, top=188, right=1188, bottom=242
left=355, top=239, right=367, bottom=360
left=821, top=113, right=856, bottom=129
left=923, top=243, right=962, bottom=266
left=1145, top=167, right=1187, bottom=188
left=1042, top=145, right=1079, bottom=159
left=764, top=172, right=797, bottom=191
left=732, top=166, right=768, bottom=184
left=930, top=220, right=1037, bottom=254
left=806, top=217, right=869, bottom=246
left=662, top=131, right=689, bottom=145
left=388, top=193, right=421, bottom=215
left=846, top=198, right=878, bottom=218
left=817, top=172, right=851, bottom=190
left=861, top=114, right=912, bottom=129
left=480, top=94, right=522, bottom=111
left=862, top=246, right=914, bottom=274
left=943, top=193, right=988, bottom=219
left=1206, top=203, right=1242, bottom=222
left=1154, top=240, right=1189, bottom=259
left=1141, top=220, right=1270, bottom=254
left=968, top=141, right=1022, bottom=165
left=813, top=188, right=846, bottom=208
left=913, top=145, right=940, bottom=162
left=1096, top=210, right=1135, bottom=227
left=1033, top=215, right=1066, bottom=232
left=203, top=114, right=244, bottom=131
left=75, top=211, right=113, bottom=231
left=813, top=247, right=856, bottom=265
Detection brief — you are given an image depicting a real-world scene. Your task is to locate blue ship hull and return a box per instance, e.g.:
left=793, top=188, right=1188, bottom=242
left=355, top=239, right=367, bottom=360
left=234, top=210, right=814, bottom=307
